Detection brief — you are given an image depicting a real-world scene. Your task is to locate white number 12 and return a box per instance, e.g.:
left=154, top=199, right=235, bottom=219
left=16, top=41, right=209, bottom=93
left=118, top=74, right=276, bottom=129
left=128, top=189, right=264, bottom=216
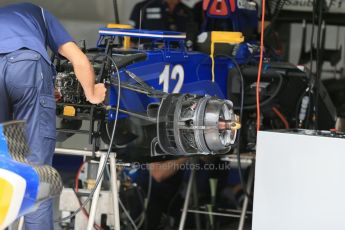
left=159, top=64, right=184, bottom=93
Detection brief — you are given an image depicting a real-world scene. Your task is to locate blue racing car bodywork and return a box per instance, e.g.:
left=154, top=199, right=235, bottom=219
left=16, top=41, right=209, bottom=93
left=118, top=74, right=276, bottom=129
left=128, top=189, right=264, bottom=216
left=96, top=28, right=259, bottom=121
left=0, top=121, right=62, bottom=229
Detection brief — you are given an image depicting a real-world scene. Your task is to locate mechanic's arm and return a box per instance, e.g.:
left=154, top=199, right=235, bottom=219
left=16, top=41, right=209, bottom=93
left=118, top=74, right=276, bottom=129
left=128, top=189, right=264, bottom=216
left=149, top=157, right=188, bottom=182
left=58, top=42, right=106, bottom=104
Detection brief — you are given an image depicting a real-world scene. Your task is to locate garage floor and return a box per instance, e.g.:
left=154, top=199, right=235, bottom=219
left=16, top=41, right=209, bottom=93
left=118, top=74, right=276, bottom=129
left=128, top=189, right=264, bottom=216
left=51, top=162, right=253, bottom=230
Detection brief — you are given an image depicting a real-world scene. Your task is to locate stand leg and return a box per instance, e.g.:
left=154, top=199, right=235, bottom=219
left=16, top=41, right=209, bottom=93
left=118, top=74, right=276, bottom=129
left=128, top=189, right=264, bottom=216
left=87, top=152, right=107, bottom=230
left=178, top=169, right=195, bottom=230
left=238, top=162, right=255, bottom=230
left=192, top=178, right=201, bottom=230
left=17, top=217, right=24, bottom=230
left=109, top=153, right=121, bottom=230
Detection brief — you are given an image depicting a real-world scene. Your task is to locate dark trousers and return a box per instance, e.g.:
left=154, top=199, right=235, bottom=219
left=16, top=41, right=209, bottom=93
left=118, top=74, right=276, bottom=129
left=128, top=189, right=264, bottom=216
left=0, top=49, right=56, bottom=230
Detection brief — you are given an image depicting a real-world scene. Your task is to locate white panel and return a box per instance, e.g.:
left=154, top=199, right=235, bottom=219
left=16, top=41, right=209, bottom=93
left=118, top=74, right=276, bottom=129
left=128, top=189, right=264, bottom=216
left=283, top=0, right=345, bottom=13
left=0, top=169, right=26, bottom=230
left=182, top=0, right=200, bottom=8
left=253, top=131, right=345, bottom=230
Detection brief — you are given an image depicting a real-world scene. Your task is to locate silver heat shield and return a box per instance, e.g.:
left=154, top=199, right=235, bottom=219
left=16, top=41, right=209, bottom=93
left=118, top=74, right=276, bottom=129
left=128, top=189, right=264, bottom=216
left=157, top=94, right=238, bottom=156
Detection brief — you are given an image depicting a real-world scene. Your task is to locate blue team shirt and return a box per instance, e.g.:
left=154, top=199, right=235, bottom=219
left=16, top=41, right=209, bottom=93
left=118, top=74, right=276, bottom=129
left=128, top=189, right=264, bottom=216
left=0, top=2, right=73, bottom=63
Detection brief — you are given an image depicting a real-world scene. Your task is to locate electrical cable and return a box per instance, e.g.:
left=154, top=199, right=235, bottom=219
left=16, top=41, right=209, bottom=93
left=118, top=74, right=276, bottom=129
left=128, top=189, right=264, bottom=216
left=103, top=162, right=139, bottom=230
left=118, top=198, right=138, bottom=230
left=75, top=161, right=86, bottom=193
left=74, top=162, right=104, bottom=230
left=135, top=168, right=152, bottom=229
left=233, top=73, right=283, bottom=110
left=257, top=0, right=266, bottom=131
left=215, top=55, right=244, bottom=138
left=135, top=185, right=145, bottom=217
left=165, top=175, right=185, bottom=226
left=214, top=54, right=248, bottom=197
left=272, top=106, right=289, bottom=129
left=214, top=55, right=244, bottom=135
left=306, top=0, right=316, bottom=129
left=54, top=54, right=121, bottom=223
left=264, top=0, right=287, bottom=39
left=295, top=89, right=307, bottom=127
left=73, top=188, right=104, bottom=230
left=295, top=87, right=312, bottom=128
left=309, top=0, right=316, bottom=76
left=102, top=151, right=151, bottom=229
left=112, top=0, right=120, bottom=24
left=314, top=0, right=323, bottom=130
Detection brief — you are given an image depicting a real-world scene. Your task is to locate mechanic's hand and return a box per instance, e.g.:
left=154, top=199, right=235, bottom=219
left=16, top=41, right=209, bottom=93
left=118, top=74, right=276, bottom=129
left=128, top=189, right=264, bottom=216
left=87, top=83, right=107, bottom=104
left=54, top=89, right=61, bottom=102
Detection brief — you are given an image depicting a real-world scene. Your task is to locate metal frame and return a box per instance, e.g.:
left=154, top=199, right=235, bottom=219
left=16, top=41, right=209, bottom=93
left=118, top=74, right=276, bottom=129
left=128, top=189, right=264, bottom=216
left=177, top=154, right=255, bottom=230
left=56, top=148, right=122, bottom=230
left=86, top=152, right=120, bottom=230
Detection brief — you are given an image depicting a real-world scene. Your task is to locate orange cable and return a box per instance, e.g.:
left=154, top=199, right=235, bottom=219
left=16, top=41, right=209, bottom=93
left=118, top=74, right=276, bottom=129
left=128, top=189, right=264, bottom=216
left=75, top=161, right=104, bottom=230
left=75, top=161, right=86, bottom=192
left=272, top=106, right=290, bottom=129
left=256, top=0, right=266, bottom=131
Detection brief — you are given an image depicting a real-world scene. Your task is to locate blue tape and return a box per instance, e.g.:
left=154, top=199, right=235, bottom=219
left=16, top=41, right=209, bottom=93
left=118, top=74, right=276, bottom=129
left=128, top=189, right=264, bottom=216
left=0, top=124, right=39, bottom=216
left=0, top=125, right=10, bottom=158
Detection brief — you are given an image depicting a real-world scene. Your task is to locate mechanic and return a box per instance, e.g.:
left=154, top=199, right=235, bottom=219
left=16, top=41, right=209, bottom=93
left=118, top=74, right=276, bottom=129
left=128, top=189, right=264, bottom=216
left=129, top=0, right=197, bottom=47
left=193, top=0, right=234, bottom=32
left=0, top=3, right=106, bottom=230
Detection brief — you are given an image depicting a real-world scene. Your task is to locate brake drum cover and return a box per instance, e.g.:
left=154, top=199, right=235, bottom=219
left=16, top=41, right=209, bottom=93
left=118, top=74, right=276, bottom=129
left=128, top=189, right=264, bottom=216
left=157, top=94, right=238, bottom=155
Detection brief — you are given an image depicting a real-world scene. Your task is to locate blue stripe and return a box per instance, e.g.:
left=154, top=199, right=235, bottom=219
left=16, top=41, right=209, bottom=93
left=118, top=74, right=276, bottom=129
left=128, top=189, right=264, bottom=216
left=0, top=124, right=39, bottom=216
left=0, top=157, right=39, bottom=216
left=98, top=27, right=186, bottom=41
left=0, top=125, right=10, bottom=158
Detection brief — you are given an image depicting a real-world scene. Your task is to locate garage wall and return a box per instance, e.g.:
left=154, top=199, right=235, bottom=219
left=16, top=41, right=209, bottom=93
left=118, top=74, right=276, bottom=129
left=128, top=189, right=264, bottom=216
left=0, top=0, right=136, bottom=22
left=0, top=0, right=142, bottom=45
left=0, top=0, right=200, bottom=46
left=289, top=23, right=345, bottom=79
